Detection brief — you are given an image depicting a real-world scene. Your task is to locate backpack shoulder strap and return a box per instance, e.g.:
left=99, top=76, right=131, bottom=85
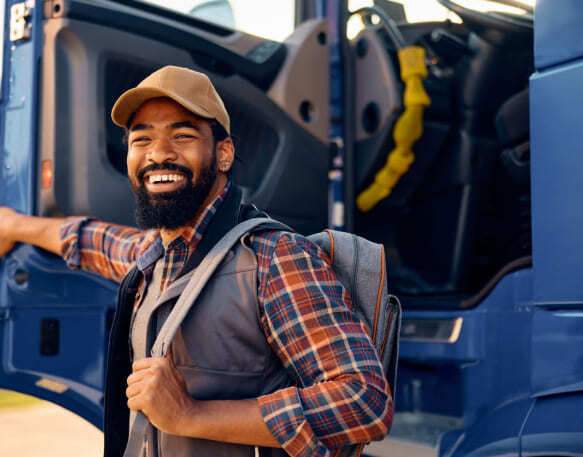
left=151, top=217, right=289, bottom=358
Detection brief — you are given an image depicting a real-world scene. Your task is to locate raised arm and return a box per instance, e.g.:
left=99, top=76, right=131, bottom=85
left=0, top=207, right=63, bottom=257
left=0, top=207, right=148, bottom=283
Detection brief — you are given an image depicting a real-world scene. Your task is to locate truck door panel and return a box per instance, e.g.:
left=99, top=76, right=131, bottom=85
left=39, top=0, right=329, bottom=233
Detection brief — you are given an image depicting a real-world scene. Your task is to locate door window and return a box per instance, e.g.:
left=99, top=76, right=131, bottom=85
left=349, top=0, right=534, bottom=23
left=138, top=0, right=296, bottom=42
left=347, top=0, right=534, bottom=38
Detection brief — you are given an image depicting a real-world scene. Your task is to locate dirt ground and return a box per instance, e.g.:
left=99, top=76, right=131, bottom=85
left=0, top=401, right=435, bottom=457
left=0, top=402, right=103, bottom=457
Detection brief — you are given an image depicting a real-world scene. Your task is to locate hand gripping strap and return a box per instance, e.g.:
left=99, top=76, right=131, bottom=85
left=123, top=217, right=289, bottom=457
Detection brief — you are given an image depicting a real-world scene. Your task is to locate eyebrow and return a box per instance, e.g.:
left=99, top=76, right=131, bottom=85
left=129, top=121, right=203, bottom=132
left=171, top=121, right=203, bottom=132
left=130, top=123, right=151, bottom=132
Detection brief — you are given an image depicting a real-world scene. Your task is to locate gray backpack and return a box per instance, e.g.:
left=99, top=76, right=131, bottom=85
left=124, top=217, right=401, bottom=457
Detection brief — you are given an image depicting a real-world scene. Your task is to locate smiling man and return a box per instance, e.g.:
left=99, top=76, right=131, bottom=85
left=0, top=66, right=392, bottom=457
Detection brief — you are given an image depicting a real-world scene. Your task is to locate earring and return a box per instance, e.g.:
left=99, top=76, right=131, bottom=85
left=219, top=161, right=231, bottom=172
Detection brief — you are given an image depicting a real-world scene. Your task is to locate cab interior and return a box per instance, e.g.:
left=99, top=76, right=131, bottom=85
left=36, top=0, right=534, bottom=309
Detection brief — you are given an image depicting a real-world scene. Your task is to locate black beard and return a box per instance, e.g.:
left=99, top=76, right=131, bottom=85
left=132, top=160, right=217, bottom=230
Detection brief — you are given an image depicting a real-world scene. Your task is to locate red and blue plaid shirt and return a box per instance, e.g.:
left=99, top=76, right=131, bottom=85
left=60, top=182, right=392, bottom=456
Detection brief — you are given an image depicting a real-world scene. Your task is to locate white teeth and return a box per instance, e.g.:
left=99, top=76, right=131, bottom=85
left=148, top=174, right=184, bottom=184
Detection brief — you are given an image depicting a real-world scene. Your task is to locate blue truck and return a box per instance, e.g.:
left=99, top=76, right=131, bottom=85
left=1, top=0, right=582, bottom=455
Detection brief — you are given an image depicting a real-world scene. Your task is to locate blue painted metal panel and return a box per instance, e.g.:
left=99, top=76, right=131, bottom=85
left=534, top=0, right=583, bottom=70
left=521, top=393, right=583, bottom=456
left=1, top=0, right=42, bottom=213
left=399, top=312, right=484, bottom=362
left=443, top=397, right=533, bottom=457
left=531, top=310, right=583, bottom=396
left=400, top=267, right=533, bottom=363
left=0, top=1, right=5, bottom=93
left=530, top=61, right=583, bottom=306
left=399, top=268, right=535, bottom=449
left=1, top=244, right=117, bottom=427
left=0, top=370, right=104, bottom=428
left=1, top=0, right=45, bottom=400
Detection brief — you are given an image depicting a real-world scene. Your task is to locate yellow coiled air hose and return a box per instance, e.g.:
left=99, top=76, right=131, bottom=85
left=356, top=46, right=431, bottom=212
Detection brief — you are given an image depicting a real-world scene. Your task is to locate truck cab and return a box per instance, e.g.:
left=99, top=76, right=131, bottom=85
left=1, top=0, right=581, bottom=455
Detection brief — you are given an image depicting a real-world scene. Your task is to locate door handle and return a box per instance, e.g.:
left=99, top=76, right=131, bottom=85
left=13, top=268, right=29, bottom=285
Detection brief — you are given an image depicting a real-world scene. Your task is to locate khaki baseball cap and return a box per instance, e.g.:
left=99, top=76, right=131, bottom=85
left=111, top=65, right=230, bottom=133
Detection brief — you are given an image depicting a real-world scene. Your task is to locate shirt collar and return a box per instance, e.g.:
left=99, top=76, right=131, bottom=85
left=136, top=181, right=232, bottom=272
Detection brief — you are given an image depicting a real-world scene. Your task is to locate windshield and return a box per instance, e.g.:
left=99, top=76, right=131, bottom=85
left=347, top=0, right=534, bottom=38
left=138, top=0, right=295, bottom=42
left=349, top=0, right=534, bottom=23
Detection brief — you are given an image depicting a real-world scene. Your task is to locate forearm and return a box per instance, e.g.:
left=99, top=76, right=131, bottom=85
left=0, top=208, right=64, bottom=255
left=127, top=358, right=281, bottom=448
left=260, top=378, right=392, bottom=451
left=60, top=217, right=145, bottom=281
left=181, top=398, right=280, bottom=448
left=14, top=214, right=64, bottom=254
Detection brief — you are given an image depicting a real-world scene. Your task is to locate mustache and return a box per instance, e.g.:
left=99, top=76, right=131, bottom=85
left=137, top=163, right=194, bottom=182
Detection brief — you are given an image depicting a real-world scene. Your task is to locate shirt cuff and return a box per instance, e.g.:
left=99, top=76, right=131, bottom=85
left=258, top=387, right=331, bottom=457
left=59, top=216, right=94, bottom=270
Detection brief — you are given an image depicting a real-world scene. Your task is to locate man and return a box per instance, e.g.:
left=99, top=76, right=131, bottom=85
left=0, top=66, right=392, bottom=456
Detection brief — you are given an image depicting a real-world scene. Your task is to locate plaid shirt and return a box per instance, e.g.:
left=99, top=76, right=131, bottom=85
left=60, top=183, right=392, bottom=456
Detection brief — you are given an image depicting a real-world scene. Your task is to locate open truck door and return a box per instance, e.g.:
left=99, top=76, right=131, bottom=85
left=0, top=0, right=332, bottom=428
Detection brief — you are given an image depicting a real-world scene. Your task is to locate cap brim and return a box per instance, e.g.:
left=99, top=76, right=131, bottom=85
left=111, top=87, right=216, bottom=128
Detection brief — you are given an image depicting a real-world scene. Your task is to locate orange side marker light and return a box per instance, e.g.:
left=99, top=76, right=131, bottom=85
left=41, top=160, right=53, bottom=189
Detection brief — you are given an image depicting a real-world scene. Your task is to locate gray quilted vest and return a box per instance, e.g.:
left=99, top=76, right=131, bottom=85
left=130, top=234, right=290, bottom=457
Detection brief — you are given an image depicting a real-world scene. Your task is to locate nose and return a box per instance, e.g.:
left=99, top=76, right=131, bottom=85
left=147, top=137, right=177, bottom=164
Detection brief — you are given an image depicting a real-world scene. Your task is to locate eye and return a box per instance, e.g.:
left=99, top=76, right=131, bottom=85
left=174, top=133, right=196, bottom=140
left=130, top=136, right=150, bottom=145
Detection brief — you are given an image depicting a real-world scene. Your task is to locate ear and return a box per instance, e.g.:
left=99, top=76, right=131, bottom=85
left=216, top=138, right=235, bottom=173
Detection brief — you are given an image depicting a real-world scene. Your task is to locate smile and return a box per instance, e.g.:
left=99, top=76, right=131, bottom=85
left=148, top=174, right=185, bottom=184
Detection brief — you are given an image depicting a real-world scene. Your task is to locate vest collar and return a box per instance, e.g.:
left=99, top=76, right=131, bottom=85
left=136, top=237, right=164, bottom=272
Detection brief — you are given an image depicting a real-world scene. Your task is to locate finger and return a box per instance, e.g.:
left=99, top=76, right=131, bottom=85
left=132, top=357, right=167, bottom=371
left=127, top=369, right=150, bottom=385
left=126, top=382, right=142, bottom=399
left=127, top=395, right=143, bottom=412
